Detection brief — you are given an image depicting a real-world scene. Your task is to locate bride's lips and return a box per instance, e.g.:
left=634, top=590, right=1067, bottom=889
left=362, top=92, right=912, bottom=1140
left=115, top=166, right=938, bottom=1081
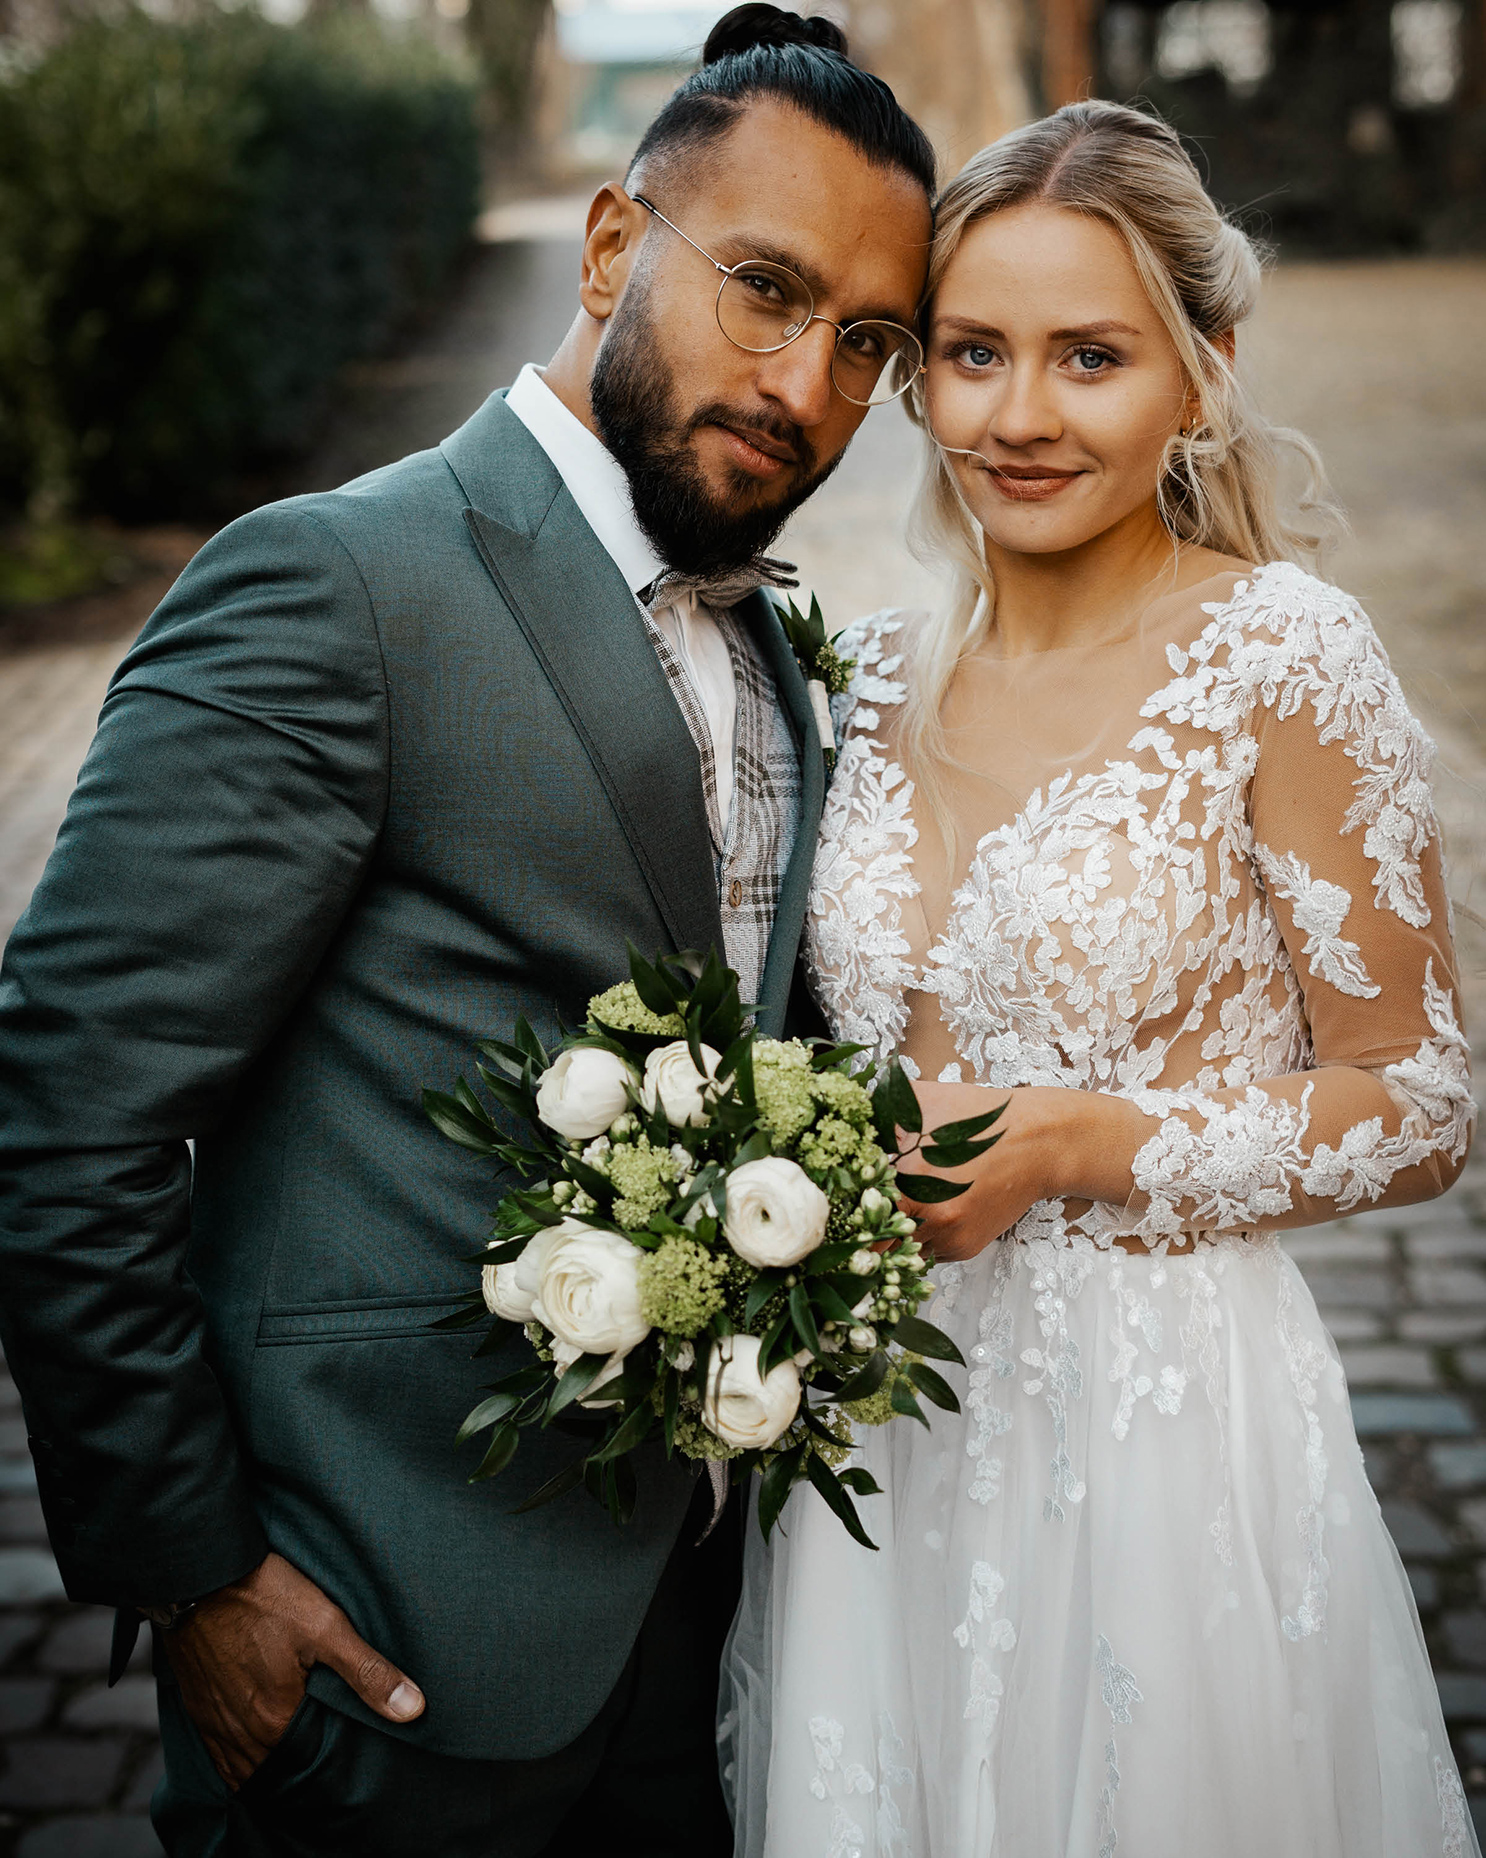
left=712, top=422, right=798, bottom=482
left=986, top=464, right=1083, bottom=502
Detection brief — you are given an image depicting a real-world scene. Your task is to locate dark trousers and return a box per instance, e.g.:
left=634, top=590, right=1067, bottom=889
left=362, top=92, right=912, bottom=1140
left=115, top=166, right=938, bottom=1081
left=153, top=1486, right=741, bottom=1857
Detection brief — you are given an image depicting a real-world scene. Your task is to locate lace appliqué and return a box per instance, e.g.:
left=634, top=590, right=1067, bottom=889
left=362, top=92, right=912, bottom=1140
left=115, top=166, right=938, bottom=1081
left=1094, top=1634, right=1144, bottom=1857
left=1437, top=1752, right=1471, bottom=1858
left=1130, top=1083, right=1314, bottom=1241
left=806, top=1711, right=912, bottom=1858
left=953, top=1562, right=1017, bottom=1732
left=806, top=615, right=918, bottom=1070
left=1254, top=843, right=1379, bottom=998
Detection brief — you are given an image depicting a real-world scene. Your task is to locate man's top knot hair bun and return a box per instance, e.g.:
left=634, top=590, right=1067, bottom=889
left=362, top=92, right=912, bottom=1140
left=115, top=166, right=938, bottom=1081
left=702, top=5, right=849, bottom=66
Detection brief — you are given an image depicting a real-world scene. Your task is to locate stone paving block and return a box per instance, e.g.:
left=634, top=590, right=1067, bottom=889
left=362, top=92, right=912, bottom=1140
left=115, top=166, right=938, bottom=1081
left=0, top=1734, right=126, bottom=1808
left=1299, top=1269, right=1397, bottom=1310
left=40, top=1610, right=147, bottom=1676
left=0, top=1612, right=44, bottom=1666
left=1410, top=1265, right=1486, bottom=1307
left=1436, top=1674, right=1486, bottom=1721
left=1463, top=1350, right=1486, bottom=1382
left=1443, top=1613, right=1486, bottom=1666
left=64, top=1678, right=158, bottom=1733
left=1402, top=1311, right=1486, bottom=1344
left=0, top=1677, right=55, bottom=1733
left=1431, top=1443, right=1486, bottom=1490
left=124, top=1746, right=164, bottom=1812
left=1321, top=1311, right=1385, bottom=1342
left=1408, top=1230, right=1486, bottom=1261
left=1459, top=1500, right=1486, bottom=1544
left=1408, top=1565, right=1440, bottom=1608
left=1381, top=1502, right=1454, bottom=1557
left=1350, top=1392, right=1475, bottom=1437
left=0, top=1494, right=48, bottom=1543
left=1462, top=1727, right=1486, bottom=1763
left=1341, top=1345, right=1438, bottom=1389
left=0, top=1549, right=65, bottom=1604
left=1284, top=1230, right=1392, bottom=1266
left=17, top=1815, right=161, bottom=1858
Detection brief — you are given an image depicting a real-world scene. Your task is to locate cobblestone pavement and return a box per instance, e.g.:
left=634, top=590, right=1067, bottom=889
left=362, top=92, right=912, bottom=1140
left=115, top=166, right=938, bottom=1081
left=0, top=247, right=1482, bottom=1850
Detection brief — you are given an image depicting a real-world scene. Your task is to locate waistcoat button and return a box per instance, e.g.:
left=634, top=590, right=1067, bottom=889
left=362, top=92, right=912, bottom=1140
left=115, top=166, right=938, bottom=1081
left=728, top=879, right=743, bottom=909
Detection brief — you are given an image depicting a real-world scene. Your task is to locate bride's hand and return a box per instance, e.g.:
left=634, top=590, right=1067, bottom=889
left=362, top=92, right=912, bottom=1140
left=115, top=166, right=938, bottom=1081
left=896, top=1081, right=1135, bottom=1262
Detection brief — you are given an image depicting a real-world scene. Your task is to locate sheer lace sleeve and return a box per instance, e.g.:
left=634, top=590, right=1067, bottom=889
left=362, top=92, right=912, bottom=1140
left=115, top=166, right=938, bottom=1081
left=1120, top=584, right=1473, bottom=1242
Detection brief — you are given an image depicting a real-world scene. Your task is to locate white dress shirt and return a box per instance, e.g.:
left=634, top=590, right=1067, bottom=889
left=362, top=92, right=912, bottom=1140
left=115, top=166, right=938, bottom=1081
left=505, top=364, right=739, bottom=833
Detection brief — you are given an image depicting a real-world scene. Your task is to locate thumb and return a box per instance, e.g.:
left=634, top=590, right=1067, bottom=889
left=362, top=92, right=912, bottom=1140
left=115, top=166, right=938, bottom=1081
left=315, top=1608, right=425, bottom=1724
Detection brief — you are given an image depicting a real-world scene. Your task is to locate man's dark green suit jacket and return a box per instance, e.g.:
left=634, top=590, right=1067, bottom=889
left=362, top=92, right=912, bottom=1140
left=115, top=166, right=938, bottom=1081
left=0, top=391, right=827, bottom=1760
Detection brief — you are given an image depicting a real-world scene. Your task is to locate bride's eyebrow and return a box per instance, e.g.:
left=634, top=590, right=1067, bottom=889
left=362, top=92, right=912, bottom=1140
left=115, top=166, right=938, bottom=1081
left=1047, top=320, right=1142, bottom=340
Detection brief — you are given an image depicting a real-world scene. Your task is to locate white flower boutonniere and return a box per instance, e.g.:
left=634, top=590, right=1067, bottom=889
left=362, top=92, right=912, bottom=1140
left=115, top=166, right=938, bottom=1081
left=776, top=594, right=854, bottom=768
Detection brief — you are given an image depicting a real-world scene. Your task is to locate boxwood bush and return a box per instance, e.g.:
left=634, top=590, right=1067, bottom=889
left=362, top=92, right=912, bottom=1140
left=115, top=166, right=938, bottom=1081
left=0, top=8, right=480, bottom=520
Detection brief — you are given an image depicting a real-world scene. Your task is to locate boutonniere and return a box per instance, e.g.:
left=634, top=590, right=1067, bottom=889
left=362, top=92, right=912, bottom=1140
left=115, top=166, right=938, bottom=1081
left=777, top=594, right=855, bottom=767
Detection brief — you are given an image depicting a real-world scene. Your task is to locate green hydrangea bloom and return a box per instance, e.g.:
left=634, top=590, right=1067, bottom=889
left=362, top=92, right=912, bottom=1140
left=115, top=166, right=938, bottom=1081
left=843, top=1353, right=922, bottom=1427
left=753, top=1040, right=817, bottom=1147
left=670, top=1405, right=741, bottom=1462
left=809, top=1068, right=872, bottom=1128
left=807, top=1411, right=855, bottom=1467
left=798, top=1115, right=865, bottom=1174
left=607, top=1136, right=681, bottom=1227
left=587, top=982, right=684, bottom=1038
left=638, top=1237, right=729, bottom=1336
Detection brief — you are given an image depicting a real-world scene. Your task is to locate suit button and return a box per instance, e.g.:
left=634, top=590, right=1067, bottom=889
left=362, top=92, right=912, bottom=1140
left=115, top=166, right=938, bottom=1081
left=728, top=879, right=743, bottom=909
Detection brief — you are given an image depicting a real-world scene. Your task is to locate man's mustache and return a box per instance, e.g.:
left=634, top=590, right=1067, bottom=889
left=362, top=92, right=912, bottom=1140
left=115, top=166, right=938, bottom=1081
left=685, top=402, right=820, bottom=480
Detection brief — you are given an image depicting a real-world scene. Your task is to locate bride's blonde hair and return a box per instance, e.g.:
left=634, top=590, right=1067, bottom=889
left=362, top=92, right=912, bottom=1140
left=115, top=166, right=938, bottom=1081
left=902, top=99, right=1342, bottom=824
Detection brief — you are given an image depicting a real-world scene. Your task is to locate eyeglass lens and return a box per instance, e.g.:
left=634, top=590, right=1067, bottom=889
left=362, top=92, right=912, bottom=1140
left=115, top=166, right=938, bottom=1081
left=716, top=265, right=921, bottom=406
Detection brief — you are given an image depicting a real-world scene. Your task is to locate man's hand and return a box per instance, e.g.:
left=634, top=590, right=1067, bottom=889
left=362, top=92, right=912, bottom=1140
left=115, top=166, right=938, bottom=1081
left=162, top=1551, right=425, bottom=1789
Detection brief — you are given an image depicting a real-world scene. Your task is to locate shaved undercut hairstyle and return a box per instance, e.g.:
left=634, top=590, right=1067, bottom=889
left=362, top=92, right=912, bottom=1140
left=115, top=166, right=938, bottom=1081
left=627, top=3, right=936, bottom=199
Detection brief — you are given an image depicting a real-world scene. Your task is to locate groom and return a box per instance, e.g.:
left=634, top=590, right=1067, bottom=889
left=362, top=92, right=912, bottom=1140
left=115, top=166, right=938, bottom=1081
left=0, top=6, right=932, bottom=1852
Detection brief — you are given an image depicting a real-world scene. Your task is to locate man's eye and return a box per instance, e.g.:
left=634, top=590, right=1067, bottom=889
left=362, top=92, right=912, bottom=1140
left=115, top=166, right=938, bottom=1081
left=738, top=269, right=787, bottom=306
left=841, top=326, right=886, bottom=361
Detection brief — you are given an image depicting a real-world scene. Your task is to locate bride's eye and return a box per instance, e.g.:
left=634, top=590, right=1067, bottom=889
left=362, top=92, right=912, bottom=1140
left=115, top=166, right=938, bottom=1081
left=1068, top=346, right=1117, bottom=375
left=941, top=340, right=997, bottom=371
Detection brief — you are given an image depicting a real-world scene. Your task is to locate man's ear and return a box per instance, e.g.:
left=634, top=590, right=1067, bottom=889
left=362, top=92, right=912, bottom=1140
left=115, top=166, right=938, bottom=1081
left=578, top=184, right=648, bottom=324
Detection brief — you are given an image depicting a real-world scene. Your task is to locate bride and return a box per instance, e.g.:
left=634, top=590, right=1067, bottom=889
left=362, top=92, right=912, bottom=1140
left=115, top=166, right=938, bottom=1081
left=723, top=100, right=1477, bottom=1856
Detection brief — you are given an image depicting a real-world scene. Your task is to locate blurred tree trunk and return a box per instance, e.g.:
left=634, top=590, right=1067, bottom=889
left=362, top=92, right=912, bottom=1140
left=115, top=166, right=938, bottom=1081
left=1041, top=0, right=1099, bottom=108
left=467, top=0, right=550, bottom=147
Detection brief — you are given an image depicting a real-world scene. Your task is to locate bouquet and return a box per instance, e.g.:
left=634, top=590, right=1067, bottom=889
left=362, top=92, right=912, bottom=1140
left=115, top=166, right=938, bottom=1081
left=424, top=949, right=1003, bottom=1547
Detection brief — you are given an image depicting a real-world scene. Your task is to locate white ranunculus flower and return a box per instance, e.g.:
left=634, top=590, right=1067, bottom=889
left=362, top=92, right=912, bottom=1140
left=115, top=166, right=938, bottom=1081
left=723, top=1157, right=830, bottom=1268
left=481, top=1228, right=555, bottom=1322
left=701, top=1334, right=801, bottom=1450
left=535, top=1047, right=637, bottom=1142
left=640, top=1041, right=721, bottom=1128
left=536, top=1219, right=649, bottom=1354
left=551, top=1337, right=628, bottom=1406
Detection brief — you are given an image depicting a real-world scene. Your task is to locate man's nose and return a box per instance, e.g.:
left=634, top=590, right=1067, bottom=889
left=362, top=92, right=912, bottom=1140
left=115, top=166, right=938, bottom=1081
left=752, top=320, right=838, bottom=431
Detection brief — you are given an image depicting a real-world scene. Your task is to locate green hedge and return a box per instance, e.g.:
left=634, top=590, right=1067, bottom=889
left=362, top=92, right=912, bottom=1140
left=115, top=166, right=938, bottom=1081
left=0, top=8, right=480, bottom=520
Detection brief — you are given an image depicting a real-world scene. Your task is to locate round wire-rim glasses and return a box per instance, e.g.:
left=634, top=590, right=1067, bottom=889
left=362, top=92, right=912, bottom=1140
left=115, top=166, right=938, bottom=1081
left=632, top=194, right=923, bottom=408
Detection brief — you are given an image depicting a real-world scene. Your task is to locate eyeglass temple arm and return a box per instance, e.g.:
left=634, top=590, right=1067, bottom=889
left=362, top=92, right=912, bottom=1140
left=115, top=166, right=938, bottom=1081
left=630, top=195, right=730, bottom=279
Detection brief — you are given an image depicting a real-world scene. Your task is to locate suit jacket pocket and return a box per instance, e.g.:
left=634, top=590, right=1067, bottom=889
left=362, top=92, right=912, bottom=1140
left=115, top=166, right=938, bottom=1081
left=255, top=1294, right=469, bottom=1346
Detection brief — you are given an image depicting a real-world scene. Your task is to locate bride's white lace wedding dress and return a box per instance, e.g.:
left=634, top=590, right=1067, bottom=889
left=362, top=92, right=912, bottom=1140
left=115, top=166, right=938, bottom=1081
left=722, top=562, right=1478, bottom=1857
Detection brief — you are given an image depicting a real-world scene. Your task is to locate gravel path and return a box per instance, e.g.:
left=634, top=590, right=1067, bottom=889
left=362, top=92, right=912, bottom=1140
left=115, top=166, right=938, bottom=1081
left=0, top=248, right=1481, bottom=1853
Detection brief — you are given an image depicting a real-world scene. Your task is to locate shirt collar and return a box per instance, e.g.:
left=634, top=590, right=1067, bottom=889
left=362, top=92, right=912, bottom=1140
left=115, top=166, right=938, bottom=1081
left=505, top=364, right=663, bottom=600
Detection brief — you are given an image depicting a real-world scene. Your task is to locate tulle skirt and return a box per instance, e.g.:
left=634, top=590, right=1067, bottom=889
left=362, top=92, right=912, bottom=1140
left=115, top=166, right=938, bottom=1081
left=721, top=1231, right=1478, bottom=1858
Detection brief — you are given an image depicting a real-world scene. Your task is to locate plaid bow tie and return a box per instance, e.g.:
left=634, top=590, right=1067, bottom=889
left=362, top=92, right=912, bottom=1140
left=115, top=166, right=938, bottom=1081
left=639, top=553, right=798, bottom=612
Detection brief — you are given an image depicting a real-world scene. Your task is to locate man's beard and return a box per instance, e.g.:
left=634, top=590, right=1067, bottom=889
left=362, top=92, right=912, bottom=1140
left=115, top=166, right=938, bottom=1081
left=590, top=275, right=841, bottom=580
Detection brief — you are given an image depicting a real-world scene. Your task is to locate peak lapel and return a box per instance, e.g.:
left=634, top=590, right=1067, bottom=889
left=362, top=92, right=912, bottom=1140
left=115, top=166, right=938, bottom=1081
left=445, top=396, right=725, bottom=965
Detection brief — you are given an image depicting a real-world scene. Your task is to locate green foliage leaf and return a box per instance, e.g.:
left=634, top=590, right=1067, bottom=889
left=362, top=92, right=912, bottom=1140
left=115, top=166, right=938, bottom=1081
left=454, top=1391, right=518, bottom=1445
left=509, top=1457, right=587, bottom=1513
left=468, top=1422, right=519, bottom=1482
left=757, top=1444, right=804, bottom=1541
left=925, top=1103, right=1008, bottom=1144
left=905, top=1360, right=960, bottom=1413
left=745, top=1269, right=789, bottom=1325
left=895, top=1171, right=970, bottom=1203
left=889, top=1377, right=930, bottom=1431
left=544, top=1353, right=609, bottom=1420
left=789, top=1283, right=820, bottom=1356
left=873, top=1058, right=922, bottom=1144
left=837, top=1466, right=883, bottom=1497
left=589, top=1400, right=655, bottom=1463
left=804, top=1450, right=878, bottom=1550
left=885, top=1312, right=966, bottom=1366
left=834, top=1349, right=889, bottom=1403
left=810, top=1041, right=871, bottom=1072
left=422, top=1089, right=497, bottom=1154
left=628, top=944, right=680, bottom=1016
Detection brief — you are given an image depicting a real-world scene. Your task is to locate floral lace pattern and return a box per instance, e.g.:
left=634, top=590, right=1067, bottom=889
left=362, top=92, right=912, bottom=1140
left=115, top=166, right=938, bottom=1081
left=807, top=563, right=1474, bottom=1254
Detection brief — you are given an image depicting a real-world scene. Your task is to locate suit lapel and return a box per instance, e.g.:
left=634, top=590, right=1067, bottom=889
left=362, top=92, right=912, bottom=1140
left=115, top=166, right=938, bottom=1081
left=445, top=396, right=725, bottom=965
left=744, top=592, right=828, bottom=1036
